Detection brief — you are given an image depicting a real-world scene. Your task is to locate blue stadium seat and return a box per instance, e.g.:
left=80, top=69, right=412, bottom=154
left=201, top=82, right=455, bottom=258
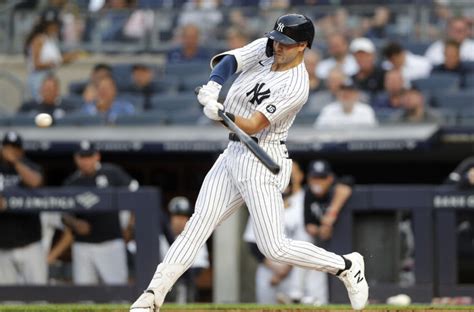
left=150, top=92, right=198, bottom=112
left=61, top=94, right=84, bottom=109
left=68, top=80, right=88, bottom=95
left=9, top=115, right=36, bottom=126
left=115, top=112, right=166, bottom=126
left=434, top=90, right=474, bottom=112
left=465, top=73, right=474, bottom=89
left=167, top=107, right=203, bottom=125
left=404, top=41, right=431, bottom=55
left=0, top=116, right=10, bottom=126
left=413, top=74, right=460, bottom=94
left=117, top=93, right=145, bottom=111
left=111, top=64, right=134, bottom=91
left=180, top=73, right=211, bottom=92
left=293, top=112, right=319, bottom=126
left=165, top=62, right=210, bottom=76
left=54, top=113, right=104, bottom=126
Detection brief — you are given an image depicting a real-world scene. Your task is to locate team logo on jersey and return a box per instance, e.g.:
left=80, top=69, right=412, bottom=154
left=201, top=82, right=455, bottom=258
left=266, top=104, right=276, bottom=114
left=246, top=83, right=271, bottom=105
left=277, top=22, right=285, bottom=32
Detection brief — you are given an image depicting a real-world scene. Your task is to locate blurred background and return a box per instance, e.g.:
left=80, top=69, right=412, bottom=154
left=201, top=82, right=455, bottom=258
left=0, top=0, right=473, bottom=307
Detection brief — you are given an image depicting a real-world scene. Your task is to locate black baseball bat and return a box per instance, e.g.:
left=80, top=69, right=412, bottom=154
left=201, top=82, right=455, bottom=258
left=195, top=87, right=280, bottom=175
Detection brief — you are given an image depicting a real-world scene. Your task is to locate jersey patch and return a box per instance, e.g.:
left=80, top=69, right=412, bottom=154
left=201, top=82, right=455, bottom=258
left=266, top=104, right=276, bottom=114
left=246, top=83, right=271, bottom=105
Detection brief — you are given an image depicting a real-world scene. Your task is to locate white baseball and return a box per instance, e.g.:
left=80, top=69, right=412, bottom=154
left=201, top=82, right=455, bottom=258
left=35, top=113, right=53, bottom=128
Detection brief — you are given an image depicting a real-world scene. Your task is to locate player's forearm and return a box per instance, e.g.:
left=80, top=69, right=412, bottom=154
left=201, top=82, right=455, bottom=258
left=14, top=161, right=43, bottom=187
left=233, top=112, right=270, bottom=135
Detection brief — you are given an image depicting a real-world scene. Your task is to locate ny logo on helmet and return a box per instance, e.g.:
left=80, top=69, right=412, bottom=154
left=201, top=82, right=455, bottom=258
left=276, top=22, right=284, bottom=32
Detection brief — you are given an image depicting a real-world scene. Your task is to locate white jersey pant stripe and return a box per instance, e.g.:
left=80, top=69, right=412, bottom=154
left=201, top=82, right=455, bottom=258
left=163, top=142, right=344, bottom=275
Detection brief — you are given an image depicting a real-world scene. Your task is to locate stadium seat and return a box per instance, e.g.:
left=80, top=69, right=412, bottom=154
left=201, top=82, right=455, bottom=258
left=115, top=112, right=166, bottom=126
left=465, top=73, right=474, bottom=89
left=165, top=62, right=210, bottom=76
left=150, top=92, right=198, bottom=112
left=293, top=112, right=319, bottom=126
left=180, top=72, right=211, bottom=92
left=54, top=113, right=105, bottom=126
left=117, top=93, right=145, bottom=111
left=167, top=107, right=203, bottom=125
left=9, top=114, right=36, bottom=127
left=434, top=90, right=474, bottom=113
left=61, top=94, right=84, bottom=109
left=404, top=41, right=431, bottom=55
left=68, top=80, right=88, bottom=95
left=413, top=74, right=460, bottom=94
left=111, top=63, right=134, bottom=91
left=0, top=115, right=10, bottom=126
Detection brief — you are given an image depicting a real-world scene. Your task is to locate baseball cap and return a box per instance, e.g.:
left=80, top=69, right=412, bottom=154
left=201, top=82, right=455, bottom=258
left=168, top=196, right=193, bottom=216
left=75, top=140, right=97, bottom=157
left=350, top=37, right=375, bottom=54
left=2, top=131, right=23, bottom=148
left=307, top=160, right=333, bottom=178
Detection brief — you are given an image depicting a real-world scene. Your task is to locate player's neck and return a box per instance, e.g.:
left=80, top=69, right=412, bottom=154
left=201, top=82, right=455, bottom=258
left=271, top=53, right=304, bottom=72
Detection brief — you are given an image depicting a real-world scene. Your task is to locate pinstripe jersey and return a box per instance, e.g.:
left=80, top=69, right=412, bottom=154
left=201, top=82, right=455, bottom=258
left=211, top=38, right=309, bottom=144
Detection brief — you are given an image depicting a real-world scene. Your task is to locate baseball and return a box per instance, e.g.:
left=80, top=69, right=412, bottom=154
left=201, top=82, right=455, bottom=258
left=35, top=113, right=53, bottom=128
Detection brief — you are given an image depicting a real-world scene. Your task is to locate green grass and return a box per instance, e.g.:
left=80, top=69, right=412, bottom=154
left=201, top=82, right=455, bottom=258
left=0, top=304, right=473, bottom=312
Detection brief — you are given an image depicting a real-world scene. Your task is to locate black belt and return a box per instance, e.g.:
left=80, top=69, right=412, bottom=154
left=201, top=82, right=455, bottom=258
left=228, top=133, right=285, bottom=145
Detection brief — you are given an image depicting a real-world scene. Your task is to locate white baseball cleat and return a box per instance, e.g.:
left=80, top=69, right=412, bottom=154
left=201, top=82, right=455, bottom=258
left=338, top=252, right=369, bottom=310
left=130, top=291, right=158, bottom=312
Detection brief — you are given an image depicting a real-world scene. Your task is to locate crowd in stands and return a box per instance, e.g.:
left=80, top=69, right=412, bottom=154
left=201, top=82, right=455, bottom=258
left=1, top=0, right=473, bottom=127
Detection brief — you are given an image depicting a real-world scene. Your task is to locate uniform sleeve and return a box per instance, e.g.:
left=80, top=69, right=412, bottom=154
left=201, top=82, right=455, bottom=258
left=256, top=87, right=307, bottom=125
left=210, top=38, right=268, bottom=73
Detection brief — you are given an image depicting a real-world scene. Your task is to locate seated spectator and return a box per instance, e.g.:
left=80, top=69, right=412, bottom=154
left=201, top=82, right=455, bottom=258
left=18, top=74, right=77, bottom=120
left=82, top=63, right=113, bottom=103
left=371, top=69, right=406, bottom=110
left=314, top=79, right=377, bottom=128
left=390, top=88, right=442, bottom=124
left=316, top=33, right=358, bottom=80
left=82, top=76, right=135, bottom=123
left=382, top=42, right=432, bottom=82
left=167, top=24, right=211, bottom=63
left=425, top=17, right=474, bottom=65
left=431, top=39, right=469, bottom=87
left=304, top=49, right=323, bottom=94
left=306, top=68, right=345, bottom=113
left=350, top=38, right=385, bottom=96
left=226, top=27, right=250, bottom=50
left=364, top=6, right=390, bottom=39
left=129, top=64, right=160, bottom=110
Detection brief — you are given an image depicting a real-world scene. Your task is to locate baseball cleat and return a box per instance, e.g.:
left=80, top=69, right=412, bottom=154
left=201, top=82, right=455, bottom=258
left=338, top=252, right=369, bottom=310
left=130, top=291, right=158, bottom=312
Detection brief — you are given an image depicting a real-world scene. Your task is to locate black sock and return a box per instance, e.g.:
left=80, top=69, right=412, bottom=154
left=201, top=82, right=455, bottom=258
left=336, top=256, right=352, bottom=276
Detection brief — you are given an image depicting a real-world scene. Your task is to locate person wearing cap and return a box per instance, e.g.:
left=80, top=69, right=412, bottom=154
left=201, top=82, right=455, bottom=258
left=61, top=141, right=139, bottom=285
left=350, top=37, right=385, bottom=96
left=0, top=131, right=47, bottom=285
left=314, top=78, right=377, bottom=128
left=382, top=42, right=432, bottom=83
left=304, top=160, right=353, bottom=243
left=24, top=7, right=81, bottom=100
left=158, top=196, right=209, bottom=303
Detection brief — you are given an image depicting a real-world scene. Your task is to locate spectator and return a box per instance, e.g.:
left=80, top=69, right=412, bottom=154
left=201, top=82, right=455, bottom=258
left=226, top=27, right=250, bottom=50
left=364, top=6, right=391, bottom=39
left=167, top=24, right=211, bottom=63
left=314, top=79, right=377, bottom=128
left=382, top=42, right=432, bottom=82
left=350, top=38, right=385, bottom=96
left=129, top=64, right=160, bottom=110
left=18, top=74, right=77, bottom=120
left=159, top=197, right=209, bottom=303
left=0, top=131, right=46, bottom=285
left=62, top=141, right=138, bottom=285
left=316, top=33, right=358, bottom=80
left=431, top=39, right=470, bottom=87
left=177, top=0, right=223, bottom=41
left=306, top=67, right=345, bottom=113
left=304, top=49, right=323, bottom=94
left=82, top=76, right=135, bottom=123
left=371, top=69, right=406, bottom=110
left=304, top=159, right=353, bottom=243
left=243, top=162, right=328, bottom=305
left=82, top=63, right=113, bottom=103
left=425, top=17, right=474, bottom=65
left=390, top=88, right=442, bottom=124
left=24, top=8, right=81, bottom=99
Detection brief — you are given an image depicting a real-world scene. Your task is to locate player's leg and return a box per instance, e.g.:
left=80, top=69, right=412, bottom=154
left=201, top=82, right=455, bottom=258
left=0, top=250, right=19, bottom=284
left=16, top=241, right=47, bottom=285
left=131, top=154, right=243, bottom=311
left=240, top=158, right=367, bottom=309
left=94, top=238, right=128, bottom=285
left=72, top=242, right=99, bottom=285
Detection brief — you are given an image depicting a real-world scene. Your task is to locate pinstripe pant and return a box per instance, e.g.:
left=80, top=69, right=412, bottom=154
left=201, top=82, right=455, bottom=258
left=163, top=141, right=345, bottom=275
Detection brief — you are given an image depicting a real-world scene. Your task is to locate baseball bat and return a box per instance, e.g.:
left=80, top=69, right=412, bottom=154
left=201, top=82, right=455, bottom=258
left=195, top=87, right=280, bottom=175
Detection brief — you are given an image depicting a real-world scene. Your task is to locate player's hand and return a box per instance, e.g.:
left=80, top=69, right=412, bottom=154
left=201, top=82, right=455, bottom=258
left=197, top=81, right=222, bottom=106
left=1, top=146, right=20, bottom=164
left=203, top=101, right=224, bottom=121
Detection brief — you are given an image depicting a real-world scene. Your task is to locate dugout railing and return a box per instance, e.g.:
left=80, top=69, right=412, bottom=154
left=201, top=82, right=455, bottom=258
left=0, top=187, right=161, bottom=303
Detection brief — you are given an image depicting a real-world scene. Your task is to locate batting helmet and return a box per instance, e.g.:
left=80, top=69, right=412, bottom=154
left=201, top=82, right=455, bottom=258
left=265, top=14, right=315, bottom=57
left=168, top=196, right=193, bottom=216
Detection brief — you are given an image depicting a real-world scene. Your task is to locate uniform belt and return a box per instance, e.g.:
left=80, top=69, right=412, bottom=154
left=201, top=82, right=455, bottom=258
left=228, top=133, right=285, bottom=145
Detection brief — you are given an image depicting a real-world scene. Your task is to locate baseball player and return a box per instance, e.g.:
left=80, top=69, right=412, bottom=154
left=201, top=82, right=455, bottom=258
left=131, top=14, right=368, bottom=311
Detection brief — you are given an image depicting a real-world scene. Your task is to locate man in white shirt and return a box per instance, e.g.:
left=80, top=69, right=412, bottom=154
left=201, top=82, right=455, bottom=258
left=316, top=33, right=358, bottom=80
left=315, top=79, right=377, bottom=128
left=382, top=42, right=432, bottom=82
left=425, top=17, right=474, bottom=65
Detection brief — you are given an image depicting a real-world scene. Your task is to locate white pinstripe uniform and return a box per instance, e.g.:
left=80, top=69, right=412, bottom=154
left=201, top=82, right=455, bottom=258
left=141, top=38, right=346, bottom=308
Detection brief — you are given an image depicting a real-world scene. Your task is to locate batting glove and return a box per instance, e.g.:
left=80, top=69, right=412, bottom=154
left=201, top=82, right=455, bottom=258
left=197, top=81, right=222, bottom=106
left=203, top=100, right=224, bottom=121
